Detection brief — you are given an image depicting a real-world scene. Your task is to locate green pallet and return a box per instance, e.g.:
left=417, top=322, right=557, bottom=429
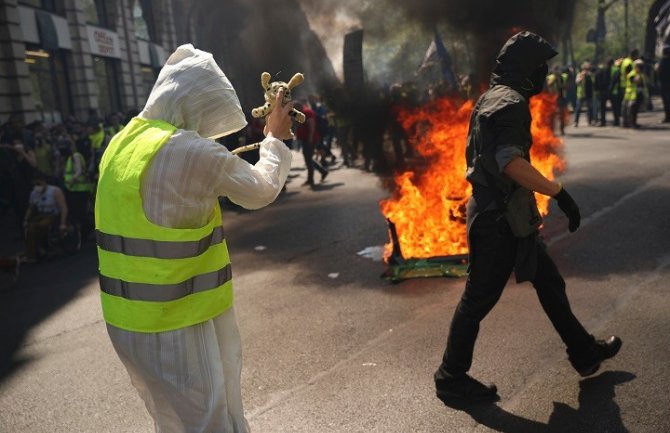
left=381, top=256, right=469, bottom=283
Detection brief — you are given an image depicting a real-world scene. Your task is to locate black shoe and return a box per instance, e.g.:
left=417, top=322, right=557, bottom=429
left=301, top=180, right=314, bottom=187
left=576, top=336, right=622, bottom=377
left=320, top=171, right=328, bottom=182
left=435, top=374, right=499, bottom=404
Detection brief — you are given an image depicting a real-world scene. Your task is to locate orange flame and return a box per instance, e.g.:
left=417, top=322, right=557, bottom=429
left=380, top=92, right=564, bottom=260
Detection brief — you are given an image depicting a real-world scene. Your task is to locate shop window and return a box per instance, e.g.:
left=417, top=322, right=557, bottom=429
left=82, top=0, right=111, bottom=28
left=93, top=56, right=121, bottom=116
left=133, top=1, right=149, bottom=40
left=25, top=46, right=72, bottom=123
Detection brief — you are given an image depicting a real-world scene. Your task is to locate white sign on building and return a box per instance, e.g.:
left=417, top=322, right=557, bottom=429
left=86, top=25, right=121, bottom=58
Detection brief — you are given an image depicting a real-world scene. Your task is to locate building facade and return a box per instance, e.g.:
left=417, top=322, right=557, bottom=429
left=0, top=0, right=177, bottom=124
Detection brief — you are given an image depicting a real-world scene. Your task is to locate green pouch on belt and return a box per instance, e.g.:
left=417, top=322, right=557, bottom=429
left=504, top=187, right=542, bottom=238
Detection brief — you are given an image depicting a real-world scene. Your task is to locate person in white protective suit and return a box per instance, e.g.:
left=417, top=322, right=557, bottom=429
left=95, top=44, right=293, bottom=433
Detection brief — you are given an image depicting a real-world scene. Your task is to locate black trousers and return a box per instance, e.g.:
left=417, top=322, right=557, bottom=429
left=599, top=95, right=608, bottom=125
left=610, top=93, right=622, bottom=126
left=301, top=142, right=327, bottom=183
left=436, top=211, right=595, bottom=379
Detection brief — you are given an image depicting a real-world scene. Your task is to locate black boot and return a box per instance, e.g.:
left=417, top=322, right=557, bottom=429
left=573, top=335, right=622, bottom=377
left=435, top=373, right=499, bottom=405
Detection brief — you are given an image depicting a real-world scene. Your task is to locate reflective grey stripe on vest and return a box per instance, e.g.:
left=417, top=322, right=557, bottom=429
left=100, top=263, right=232, bottom=301
left=96, top=226, right=225, bottom=259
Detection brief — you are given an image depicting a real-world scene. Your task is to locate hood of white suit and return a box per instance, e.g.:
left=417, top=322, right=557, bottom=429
left=139, top=44, right=247, bottom=139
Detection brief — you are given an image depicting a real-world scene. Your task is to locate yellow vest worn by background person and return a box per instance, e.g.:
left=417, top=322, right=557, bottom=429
left=546, top=73, right=559, bottom=94
left=624, top=70, right=638, bottom=101
left=90, top=127, right=106, bottom=150
left=576, top=73, right=586, bottom=100
left=64, top=152, right=93, bottom=192
left=620, top=57, right=633, bottom=88
left=95, top=117, right=234, bottom=333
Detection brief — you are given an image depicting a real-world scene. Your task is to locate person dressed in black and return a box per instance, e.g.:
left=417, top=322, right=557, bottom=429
left=595, top=60, right=612, bottom=126
left=609, top=59, right=623, bottom=126
left=657, top=45, right=670, bottom=123
left=434, top=32, right=622, bottom=405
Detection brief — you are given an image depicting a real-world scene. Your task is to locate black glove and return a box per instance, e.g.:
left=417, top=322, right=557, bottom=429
left=553, top=187, right=581, bottom=232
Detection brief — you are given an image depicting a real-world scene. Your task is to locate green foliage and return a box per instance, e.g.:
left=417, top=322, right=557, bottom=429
left=571, top=0, right=656, bottom=64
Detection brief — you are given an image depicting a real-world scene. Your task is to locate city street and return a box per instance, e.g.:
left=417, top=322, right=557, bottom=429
left=1, top=108, right=669, bottom=433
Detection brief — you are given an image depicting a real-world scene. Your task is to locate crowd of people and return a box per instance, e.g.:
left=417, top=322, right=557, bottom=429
left=0, top=86, right=414, bottom=265
left=3, top=45, right=669, bottom=265
left=0, top=109, right=131, bottom=263
left=546, top=47, right=670, bottom=134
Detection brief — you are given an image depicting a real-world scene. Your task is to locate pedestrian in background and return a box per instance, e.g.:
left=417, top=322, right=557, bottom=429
left=657, top=45, right=670, bottom=123
left=574, top=62, right=594, bottom=127
left=63, top=137, right=93, bottom=241
left=623, top=59, right=648, bottom=129
left=295, top=100, right=328, bottom=186
left=21, top=172, right=68, bottom=263
left=547, top=66, right=567, bottom=135
left=609, top=58, right=623, bottom=126
left=595, top=60, right=612, bottom=126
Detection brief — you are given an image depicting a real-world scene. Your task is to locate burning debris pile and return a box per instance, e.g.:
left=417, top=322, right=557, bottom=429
left=380, top=92, right=565, bottom=263
left=371, top=0, right=575, bottom=270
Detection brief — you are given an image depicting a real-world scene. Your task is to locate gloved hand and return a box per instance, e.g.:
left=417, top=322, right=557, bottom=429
left=553, top=186, right=580, bottom=232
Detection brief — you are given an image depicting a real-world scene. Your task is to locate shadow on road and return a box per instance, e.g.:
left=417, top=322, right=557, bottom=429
left=0, top=244, right=99, bottom=384
left=447, top=371, right=635, bottom=433
left=566, top=132, right=628, bottom=140
left=310, top=182, right=345, bottom=191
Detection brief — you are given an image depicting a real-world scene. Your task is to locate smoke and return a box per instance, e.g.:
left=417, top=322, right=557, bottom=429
left=296, top=4, right=364, bottom=79
left=172, top=0, right=338, bottom=110
left=384, top=0, right=577, bottom=82
left=171, top=0, right=577, bottom=103
left=300, top=0, right=576, bottom=85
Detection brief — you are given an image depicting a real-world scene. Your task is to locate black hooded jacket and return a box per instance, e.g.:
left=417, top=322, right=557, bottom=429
left=463, top=31, right=557, bottom=282
left=465, top=31, right=557, bottom=212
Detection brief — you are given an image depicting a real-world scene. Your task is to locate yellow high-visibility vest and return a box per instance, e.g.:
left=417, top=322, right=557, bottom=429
left=95, top=117, right=234, bottom=333
left=546, top=73, right=559, bottom=94
left=624, top=70, right=638, bottom=101
left=90, top=127, right=106, bottom=150
left=620, top=57, right=633, bottom=88
left=64, top=152, right=93, bottom=192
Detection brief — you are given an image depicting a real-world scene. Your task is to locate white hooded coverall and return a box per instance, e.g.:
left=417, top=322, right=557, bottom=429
left=105, top=44, right=292, bottom=433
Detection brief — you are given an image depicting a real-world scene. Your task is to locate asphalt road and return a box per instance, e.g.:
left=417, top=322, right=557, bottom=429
left=1, top=108, right=669, bottom=433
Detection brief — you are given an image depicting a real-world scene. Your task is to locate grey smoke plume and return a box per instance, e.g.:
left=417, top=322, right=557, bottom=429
left=384, top=0, right=577, bottom=82
left=171, top=0, right=338, bottom=110
left=301, top=0, right=576, bottom=85
left=171, top=0, right=577, bottom=103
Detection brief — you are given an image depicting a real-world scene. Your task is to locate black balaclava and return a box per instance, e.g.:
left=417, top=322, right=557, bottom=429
left=490, top=31, right=558, bottom=98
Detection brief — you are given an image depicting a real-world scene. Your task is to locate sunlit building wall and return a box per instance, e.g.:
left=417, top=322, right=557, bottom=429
left=0, top=0, right=177, bottom=124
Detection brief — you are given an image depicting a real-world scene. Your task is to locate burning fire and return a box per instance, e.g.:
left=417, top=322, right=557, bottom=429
left=381, top=92, right=564, bottom=261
